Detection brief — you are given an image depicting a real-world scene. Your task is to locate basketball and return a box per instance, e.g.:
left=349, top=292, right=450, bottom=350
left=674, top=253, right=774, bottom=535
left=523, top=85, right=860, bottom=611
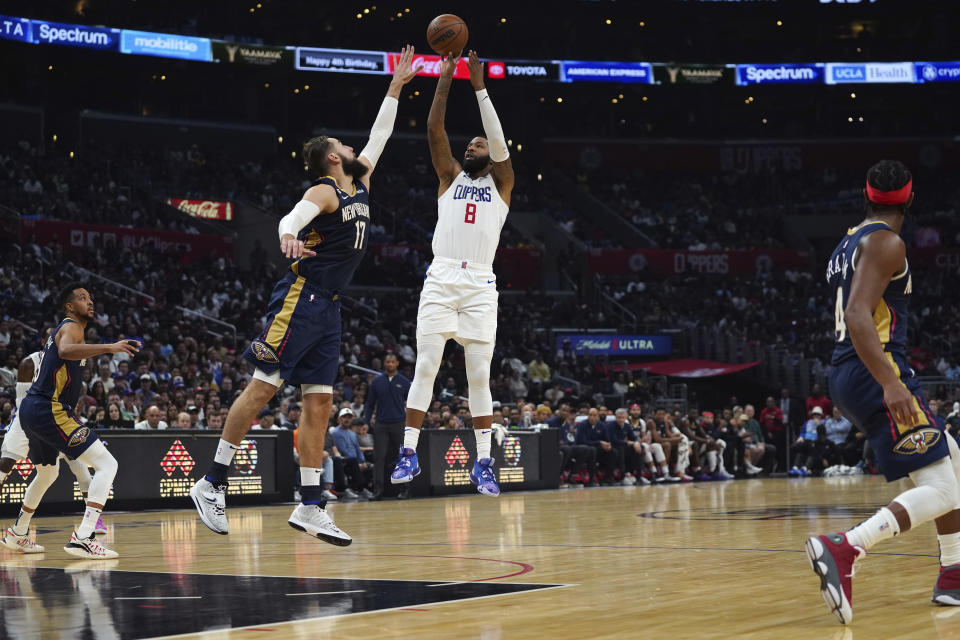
left=426, top=14, right=468, bottom=56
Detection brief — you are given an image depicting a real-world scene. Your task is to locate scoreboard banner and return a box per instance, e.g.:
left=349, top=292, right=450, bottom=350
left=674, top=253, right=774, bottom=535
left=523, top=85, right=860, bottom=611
left=0, top=430, right=294, bottom=513
left=409, top=429, right=559, bottom=496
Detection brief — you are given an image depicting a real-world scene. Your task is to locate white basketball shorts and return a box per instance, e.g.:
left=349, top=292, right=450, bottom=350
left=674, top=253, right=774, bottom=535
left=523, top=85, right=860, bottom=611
left=1, top=410, right=31, bottom=460
left=416, top=257, right=499, bottom=344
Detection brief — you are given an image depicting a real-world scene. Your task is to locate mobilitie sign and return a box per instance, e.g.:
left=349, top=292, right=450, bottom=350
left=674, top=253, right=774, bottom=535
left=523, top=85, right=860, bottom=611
left=120, top=29, right=212, bottom=62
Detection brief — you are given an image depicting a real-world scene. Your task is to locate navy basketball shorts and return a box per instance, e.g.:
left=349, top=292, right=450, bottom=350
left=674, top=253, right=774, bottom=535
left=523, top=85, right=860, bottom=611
left=18, top=396, right=99, bottom=465
left=243, top=272, right=341, bottom=387
left=830, top=354, right=946, bottom=482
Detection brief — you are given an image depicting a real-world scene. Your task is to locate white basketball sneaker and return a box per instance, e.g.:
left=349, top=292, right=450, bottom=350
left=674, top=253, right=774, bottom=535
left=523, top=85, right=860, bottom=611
left=288, top=504, right=352, bottom=546
left=190, top=477, right=228, bottom=535
left=1, top=527, right=44, bottom=554
left=64, top=531, right=119, bottom=559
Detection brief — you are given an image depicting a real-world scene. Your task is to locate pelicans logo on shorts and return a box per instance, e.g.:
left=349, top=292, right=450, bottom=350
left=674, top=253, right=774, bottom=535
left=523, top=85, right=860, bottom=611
left=250, top=340, right=280, bottom=364
left=892, top=428, right=941, bottom=455
left=68, top=426, right=91, bottom=447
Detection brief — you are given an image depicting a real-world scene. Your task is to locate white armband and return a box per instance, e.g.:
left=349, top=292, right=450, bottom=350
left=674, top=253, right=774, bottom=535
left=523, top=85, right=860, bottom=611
left=359, top=96, right=398, bottom=170
left=278, top=200, right=320, bottom=239
left=476, top=89, right=510, bottom=163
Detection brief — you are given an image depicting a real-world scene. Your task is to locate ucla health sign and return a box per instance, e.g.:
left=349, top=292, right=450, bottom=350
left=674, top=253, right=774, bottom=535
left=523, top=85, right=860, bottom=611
left=561, top=61, right=653, bottom=84
left=32, top=20, right=119, bottom=50
left=120, top=29, right=211, bottom=61
left=557, top=334, right=672, bottom=356
left=915, top=62, right=960, bottom=84
left=825, top=62, right=914, bottom=84
left=735, top=63, right=823, bottom=85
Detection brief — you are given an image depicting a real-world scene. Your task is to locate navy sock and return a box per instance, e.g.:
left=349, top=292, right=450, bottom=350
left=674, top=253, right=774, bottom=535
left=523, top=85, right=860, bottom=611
left=301, top=484, right=327, bottom=509
left=205, top=462, right=230, bottom=485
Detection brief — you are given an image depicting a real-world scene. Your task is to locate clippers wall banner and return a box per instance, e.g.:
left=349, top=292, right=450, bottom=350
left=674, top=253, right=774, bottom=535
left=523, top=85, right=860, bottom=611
left=164, top=198, right=234, bottom=221
left=588, top=248, right=811, bottom=276
left=296, top=47, right=387, bottom=74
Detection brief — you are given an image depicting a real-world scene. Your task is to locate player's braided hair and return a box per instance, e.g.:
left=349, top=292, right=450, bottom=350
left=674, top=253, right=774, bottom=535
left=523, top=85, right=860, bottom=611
left=866, top=159, right=912, bottom=212
left=302, top=136, right=335, bottom=176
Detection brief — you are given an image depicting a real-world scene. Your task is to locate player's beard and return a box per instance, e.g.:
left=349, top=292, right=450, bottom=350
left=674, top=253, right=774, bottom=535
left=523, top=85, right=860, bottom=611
left=463, top=153, right=491, bottom=174
left=341, top=155, right=369, bottom=179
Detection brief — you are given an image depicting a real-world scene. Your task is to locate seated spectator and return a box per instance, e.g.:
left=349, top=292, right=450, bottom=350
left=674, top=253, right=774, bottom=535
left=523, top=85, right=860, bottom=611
left=255, top=408, right=278, bottom=430
left=742, top=405, right=777, bottom=474
left=709, top=415, right=746, bottom=478
left=732, top=414, right=763, bottom=476
left=331, top=408, right=375, bottom=500
left=356, top=421, right=375, bottom=463
left=554, top=405, right=597, bottom=486
left=134, top=405, right=168, bottom=430
left=606, top=408, right=649, bottom=485
left=206, top=412, right=224, bottom=430
left=790, top=406, right=824, bottom=476
left=101, top=401, right=134, bottom=429
left=279, top=401, right=300, bottom=429
left=824, top=407, right=856, bottom=465
left=805, top=384, right=833, bottom=419
left=173, top=412, right=193, bottom=429
left=639, top=411, right=674, bottom=482
left=576, top=407, right=618, bottom=484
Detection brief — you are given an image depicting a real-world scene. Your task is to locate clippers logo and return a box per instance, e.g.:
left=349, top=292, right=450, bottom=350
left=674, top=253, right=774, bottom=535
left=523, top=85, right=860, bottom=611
left=161, top=439, right=196, bottom=476
left=67, top=426, right=91, bottom=447
left=445, top=436, right=470, bottom=466
left=250, top=340, right=280, bottom=364
left=234, top=439, right=259, bottom=475
left=14, top=458, right=35, bottom=480
left=892, top=428, right=941, bottom=455
left=503, top=436, right=522, bottom=466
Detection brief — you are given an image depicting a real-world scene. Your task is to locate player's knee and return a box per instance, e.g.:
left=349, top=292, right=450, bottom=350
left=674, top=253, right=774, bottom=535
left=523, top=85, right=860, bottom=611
left=414, top=334, right=446, bottom=377
left=0, top=457, right=15, bottom=474
left=77, top=441, right=118, bottom=477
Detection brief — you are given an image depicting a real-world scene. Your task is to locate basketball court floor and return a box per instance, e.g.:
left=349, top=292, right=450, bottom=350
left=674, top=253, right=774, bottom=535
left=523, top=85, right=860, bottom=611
left=0, top=477, right=954, bottom=639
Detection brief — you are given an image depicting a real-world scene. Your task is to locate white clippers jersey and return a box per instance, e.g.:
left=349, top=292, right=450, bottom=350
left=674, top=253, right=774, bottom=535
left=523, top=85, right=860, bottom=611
left=432, top=172, right=509, bottom=266
left=14, top=352, right=42, bottom=406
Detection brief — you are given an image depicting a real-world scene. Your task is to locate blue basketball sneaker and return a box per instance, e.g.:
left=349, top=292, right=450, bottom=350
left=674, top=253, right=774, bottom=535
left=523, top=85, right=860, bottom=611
left=390, top=447, right=420, bottom=484
left=470, top=458, right=500, bottom=497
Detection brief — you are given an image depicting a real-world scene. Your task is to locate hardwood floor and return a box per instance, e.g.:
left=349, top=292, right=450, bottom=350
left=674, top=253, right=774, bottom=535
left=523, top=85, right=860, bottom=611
left=0, top=476, right=953, bottom=639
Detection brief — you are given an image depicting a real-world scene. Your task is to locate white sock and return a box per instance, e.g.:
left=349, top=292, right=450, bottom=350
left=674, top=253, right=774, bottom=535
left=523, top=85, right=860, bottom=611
left=215, top=439, right=240, bottom=466
left=76, top=506, right=102, bottom=539
left=403, top=427, right=420, bottom=451
left=939, top=531, right=960, bottom=567
left=847, top=506, right=900, bottom=550
left=659, top=464, right=670, bottom=476
left=300, top=467, right=322, bottom=487
left=475, top=428, right=492, bottom=460
left=12, top=508, right=34, bottom=536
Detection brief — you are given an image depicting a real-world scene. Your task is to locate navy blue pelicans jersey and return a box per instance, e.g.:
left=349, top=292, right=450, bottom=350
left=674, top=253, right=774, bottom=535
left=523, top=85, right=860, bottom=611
left=827, top=220, right=912, bottom=365
left=26, top=318, right=85, bottom=411
left=290, top=176, right=370, bottom=294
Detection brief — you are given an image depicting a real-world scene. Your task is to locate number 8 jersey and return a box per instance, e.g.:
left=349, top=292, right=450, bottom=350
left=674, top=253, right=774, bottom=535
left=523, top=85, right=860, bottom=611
left=432, top=172, right=509, bottom=266
left=827, top=220, right=912, bottom=365
left=291, top=176, right=370, bottom=294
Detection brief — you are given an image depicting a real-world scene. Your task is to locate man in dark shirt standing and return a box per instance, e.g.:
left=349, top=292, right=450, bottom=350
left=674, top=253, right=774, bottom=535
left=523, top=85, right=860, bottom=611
left=364, top=354, right=411, bottom=499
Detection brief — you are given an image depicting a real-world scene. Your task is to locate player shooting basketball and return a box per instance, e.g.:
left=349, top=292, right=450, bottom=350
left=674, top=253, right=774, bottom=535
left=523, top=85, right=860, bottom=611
left=391, top=50, right=515, bottom=497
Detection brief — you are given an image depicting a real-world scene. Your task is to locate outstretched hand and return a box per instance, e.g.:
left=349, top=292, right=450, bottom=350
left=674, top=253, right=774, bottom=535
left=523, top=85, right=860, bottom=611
left=392, top=44, right=424, bottom=84
left=467, top=50, right=484, bottom=90
left=440, top=50, right=462, bottom=78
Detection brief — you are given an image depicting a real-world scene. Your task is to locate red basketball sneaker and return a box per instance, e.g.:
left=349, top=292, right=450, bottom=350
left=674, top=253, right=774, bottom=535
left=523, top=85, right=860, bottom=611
left=933, top=565, right=960, bottom=605
left=805, top=533, right=865, bottom=624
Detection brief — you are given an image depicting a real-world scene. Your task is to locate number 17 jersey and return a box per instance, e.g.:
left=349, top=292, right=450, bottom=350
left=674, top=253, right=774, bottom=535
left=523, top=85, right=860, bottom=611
left=827, top=220, right=912, bottom=365
left=432, top=172, right=509, bottom=266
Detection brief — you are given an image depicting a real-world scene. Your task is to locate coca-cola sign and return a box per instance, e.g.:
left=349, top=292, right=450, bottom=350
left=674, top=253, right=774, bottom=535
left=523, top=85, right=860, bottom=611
left=556, top=334, right=672, bottom=356
left=164, top=198, right=233, bottom=221
left=387, top=51, right=471, bottom=79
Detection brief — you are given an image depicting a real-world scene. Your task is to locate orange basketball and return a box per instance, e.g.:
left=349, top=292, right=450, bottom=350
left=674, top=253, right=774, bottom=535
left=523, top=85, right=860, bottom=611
left=426, top=14, right=468, bottom=56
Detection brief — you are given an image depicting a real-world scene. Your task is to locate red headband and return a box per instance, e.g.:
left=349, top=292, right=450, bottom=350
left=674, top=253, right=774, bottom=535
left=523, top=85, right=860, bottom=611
left=866, top=178, right=912, bottom=205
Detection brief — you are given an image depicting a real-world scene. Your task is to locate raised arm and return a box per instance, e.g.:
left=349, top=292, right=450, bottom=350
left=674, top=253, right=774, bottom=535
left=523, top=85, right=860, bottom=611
left=467, top=50, right=515, bottom=207
left=844, top=230, right=917, bottom=428
left=357, top=45, right=422, bottom=190
left=428, top=52, right=462, bottom=196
